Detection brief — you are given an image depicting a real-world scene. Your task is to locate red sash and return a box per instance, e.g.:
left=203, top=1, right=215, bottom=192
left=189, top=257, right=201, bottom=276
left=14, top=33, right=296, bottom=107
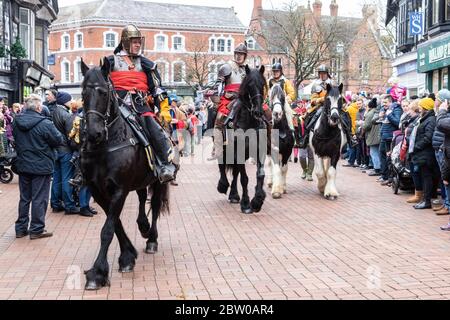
left=110, top=71, right=149, bottom=92
left=218, top=84, right=241, bottom=115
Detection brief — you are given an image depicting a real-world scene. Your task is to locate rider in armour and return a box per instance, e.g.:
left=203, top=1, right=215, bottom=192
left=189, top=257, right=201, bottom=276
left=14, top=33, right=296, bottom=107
left=305, top=65, right=354, bottom=146
left=207, top=43, right=248, bottom=161
left=106, top=24, right=175, bottom=183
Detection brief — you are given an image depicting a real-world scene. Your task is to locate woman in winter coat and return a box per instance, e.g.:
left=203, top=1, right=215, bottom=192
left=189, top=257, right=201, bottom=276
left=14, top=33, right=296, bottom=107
left=410, top=98, right=439, bottom=209
left=363, top=98, right=381, bottom=176
left=402, top=101, right=423, bottom=204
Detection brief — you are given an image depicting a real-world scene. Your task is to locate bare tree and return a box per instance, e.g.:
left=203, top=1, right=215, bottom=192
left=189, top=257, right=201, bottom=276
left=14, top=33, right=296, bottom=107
left=181, top=38, right=219, bottom=90
left=257, top=0, right=342, bottom=90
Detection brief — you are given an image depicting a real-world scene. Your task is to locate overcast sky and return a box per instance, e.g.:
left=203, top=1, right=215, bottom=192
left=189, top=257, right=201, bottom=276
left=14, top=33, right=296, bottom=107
left=58, top=0, right=374, bottom=25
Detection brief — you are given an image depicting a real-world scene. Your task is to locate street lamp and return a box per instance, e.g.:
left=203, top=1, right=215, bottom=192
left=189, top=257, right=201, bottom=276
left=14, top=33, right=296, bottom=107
left=336, top=42, right=344, bottom=84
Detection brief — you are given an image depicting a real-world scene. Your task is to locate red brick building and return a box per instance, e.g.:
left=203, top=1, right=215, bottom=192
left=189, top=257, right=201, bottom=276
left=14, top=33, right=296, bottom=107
left=247, top=0, right=393, bottom=96
left=48, top=0, right=246, bottom=99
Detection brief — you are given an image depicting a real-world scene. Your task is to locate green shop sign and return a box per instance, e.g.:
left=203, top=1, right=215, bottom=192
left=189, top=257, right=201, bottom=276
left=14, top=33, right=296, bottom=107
left=418, top=35, right=450, bottom=73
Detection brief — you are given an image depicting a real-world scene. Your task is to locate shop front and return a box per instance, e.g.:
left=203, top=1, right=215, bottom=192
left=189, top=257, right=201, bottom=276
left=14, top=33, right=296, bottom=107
left=417, top=32, right=450, bottom=93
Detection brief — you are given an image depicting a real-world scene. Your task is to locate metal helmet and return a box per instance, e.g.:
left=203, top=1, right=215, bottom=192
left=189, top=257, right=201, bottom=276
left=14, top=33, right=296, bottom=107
left=234, top=42, right=248, bottom=55
left=317, top=64, right=331, bottom=77
left=120, top=24, right=145, bottom=56
left=272, top=62, right=283, bottom=72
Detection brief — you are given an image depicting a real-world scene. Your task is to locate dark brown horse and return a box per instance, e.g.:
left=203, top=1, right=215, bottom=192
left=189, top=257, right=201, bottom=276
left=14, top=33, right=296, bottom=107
left=80, top=59, right=173, bottom=290
left=217, top=65, right=268, bottom=214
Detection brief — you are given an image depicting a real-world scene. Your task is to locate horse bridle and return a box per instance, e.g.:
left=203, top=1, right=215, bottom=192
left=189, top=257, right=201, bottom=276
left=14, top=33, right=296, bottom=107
left=325, top=95, right=343, bottom=123
left=84, top=77, right=119, bottom=141
left=247, top=93, right=265, bottom=117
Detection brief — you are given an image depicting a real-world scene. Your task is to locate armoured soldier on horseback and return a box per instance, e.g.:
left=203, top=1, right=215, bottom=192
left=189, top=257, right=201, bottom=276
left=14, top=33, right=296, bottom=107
left=105, top=24, right=175, bottom=183
left=207, top=42, right=249, bottom=161
left=304, top=64, right=355, bottom=147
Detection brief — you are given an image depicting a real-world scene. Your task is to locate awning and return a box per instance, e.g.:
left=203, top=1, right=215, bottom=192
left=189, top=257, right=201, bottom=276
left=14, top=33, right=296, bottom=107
left=19, top=59, right=55, bottom=89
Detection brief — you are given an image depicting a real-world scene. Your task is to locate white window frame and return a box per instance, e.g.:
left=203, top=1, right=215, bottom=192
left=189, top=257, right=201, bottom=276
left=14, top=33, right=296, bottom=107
left=226, top=38, right=233, bottom=53
left=73, top=58, right=83, bottom=83
left=247, top=38, right=255, bottom=50
left=217, top=38, right=226, bottom=53
left=61, top=33, right=70, bottom=52
left=155, top=59, right=169, bottom=84
left=172, top=61, right=186, bottom=84
left=103, top=31, right=118, bottom=49
left=61, top=59, right=71, bottom=83
left=172, top=35, right=185, bottom=52
left=154, top=33, right=168, bottom=52
left=19, top=7, right=35, bottom=60
left=209, top=37, right=216, bottom=53
left=74, top=31, right=83, bottom=49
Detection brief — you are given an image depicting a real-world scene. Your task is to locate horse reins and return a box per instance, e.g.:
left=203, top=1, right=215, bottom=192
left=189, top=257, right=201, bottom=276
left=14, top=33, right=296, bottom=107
left=84, top=76, right=120, bottom=140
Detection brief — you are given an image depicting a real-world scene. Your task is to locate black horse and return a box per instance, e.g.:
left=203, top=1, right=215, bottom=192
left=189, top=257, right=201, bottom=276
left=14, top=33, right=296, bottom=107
left=217, top=65, right=268, bottom=214
left=80, top=59, right=173, bottom=290
left=310, top=83, right=345, bottom=200
left=267, top=84, right=295, bottom=199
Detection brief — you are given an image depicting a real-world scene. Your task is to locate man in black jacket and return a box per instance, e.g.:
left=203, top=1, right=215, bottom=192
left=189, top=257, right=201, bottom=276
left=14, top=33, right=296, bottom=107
left=50, top=91, right=79, bottom=215
left=13, top=94, right=64, bottom=239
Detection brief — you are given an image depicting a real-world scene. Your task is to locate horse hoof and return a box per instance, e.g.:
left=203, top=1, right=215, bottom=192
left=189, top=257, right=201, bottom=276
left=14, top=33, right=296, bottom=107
left=242, top=208, right=253, bottom=214
left=145, top=242, right=158, bottom=254
left=119, top=265, right=135, bottom=273
left=217, top=181, right=229, bottom=195
left=272, top=193, right=282, bottom=199
left=326, top=195, right=338, bottom=201
left=85, top=281, right=100, bottom=291
left=283, top=190, right=287, bottom=194
left=229, top=197, right=240, bottom=204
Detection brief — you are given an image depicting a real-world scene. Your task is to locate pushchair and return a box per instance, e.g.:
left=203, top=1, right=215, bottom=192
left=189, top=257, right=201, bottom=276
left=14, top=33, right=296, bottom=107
left=0, top=152, right=16, bottom=184
left=388, top=131, right=414, bottom=194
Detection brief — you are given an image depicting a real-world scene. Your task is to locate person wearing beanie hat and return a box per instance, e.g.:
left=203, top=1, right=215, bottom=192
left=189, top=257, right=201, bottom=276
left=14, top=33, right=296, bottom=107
left=56, top=91, right=72, bottom=108
left=437, top=89, right=450, bottom=103
left=363, top=98, right=382, bottom=176
left=419, top=97, right=434, bottom=112
left=49, top=91, right=81, bottom=216
left=410, top=97, right=438, bottom=210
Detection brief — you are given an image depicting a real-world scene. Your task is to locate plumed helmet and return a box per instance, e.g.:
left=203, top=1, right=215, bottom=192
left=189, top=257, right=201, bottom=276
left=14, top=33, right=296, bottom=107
left=119, top=24, right=145, bottom=56
left=272, top=62, right=283, bottom=72
left=234, top=42, right=248, bottom=55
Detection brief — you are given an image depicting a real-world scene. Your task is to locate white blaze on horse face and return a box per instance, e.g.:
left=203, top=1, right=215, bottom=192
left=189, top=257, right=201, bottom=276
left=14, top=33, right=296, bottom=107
left=329, top=96, right=340, bottom=119
left=272, top=100, right=283, bottom=121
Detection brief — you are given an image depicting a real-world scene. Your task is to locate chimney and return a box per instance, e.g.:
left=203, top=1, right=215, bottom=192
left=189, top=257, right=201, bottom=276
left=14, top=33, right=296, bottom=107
left=362, top=4, right=379, bottom=32
left=330, top=0, right=338, bottom=17
left=313, top=0, right=322, bottom=18
left=252, top=0, right=263, bottom=18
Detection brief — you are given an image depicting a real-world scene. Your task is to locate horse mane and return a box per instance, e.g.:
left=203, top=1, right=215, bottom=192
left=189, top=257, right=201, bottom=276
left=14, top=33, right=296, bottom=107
left=239, top=68, right=265, bottom=102
left=81, top=66, right=107, bottom=89
left=270, top=84, right=286, bottom=108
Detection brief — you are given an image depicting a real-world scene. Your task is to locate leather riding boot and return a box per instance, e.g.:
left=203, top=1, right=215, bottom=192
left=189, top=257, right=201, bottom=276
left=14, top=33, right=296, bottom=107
left=142, top=116, right=176, bottom=183
left=305, top=109, right=321, bottom=133
left=208, top=113, right=226, bottom=161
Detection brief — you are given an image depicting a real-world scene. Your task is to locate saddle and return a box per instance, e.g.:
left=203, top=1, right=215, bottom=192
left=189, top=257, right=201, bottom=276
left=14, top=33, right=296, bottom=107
left=118, top=104, right=158, bottom=172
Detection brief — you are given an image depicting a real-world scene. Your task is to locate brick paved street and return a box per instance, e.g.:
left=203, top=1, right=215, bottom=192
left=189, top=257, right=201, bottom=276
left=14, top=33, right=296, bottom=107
left=2, top=146, right=450, bottom=300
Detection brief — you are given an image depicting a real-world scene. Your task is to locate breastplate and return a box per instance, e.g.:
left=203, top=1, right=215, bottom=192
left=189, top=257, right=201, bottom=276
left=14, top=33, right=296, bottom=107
left=113, top=55, right=143, bottom=72
left=226, top=63, right=246, bottom=85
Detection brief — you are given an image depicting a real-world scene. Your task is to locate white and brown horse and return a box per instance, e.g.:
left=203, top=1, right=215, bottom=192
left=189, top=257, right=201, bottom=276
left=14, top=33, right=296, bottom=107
left=310, top=83, right=346, bottom=200
left=267, top=84, right=295, bottom=199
